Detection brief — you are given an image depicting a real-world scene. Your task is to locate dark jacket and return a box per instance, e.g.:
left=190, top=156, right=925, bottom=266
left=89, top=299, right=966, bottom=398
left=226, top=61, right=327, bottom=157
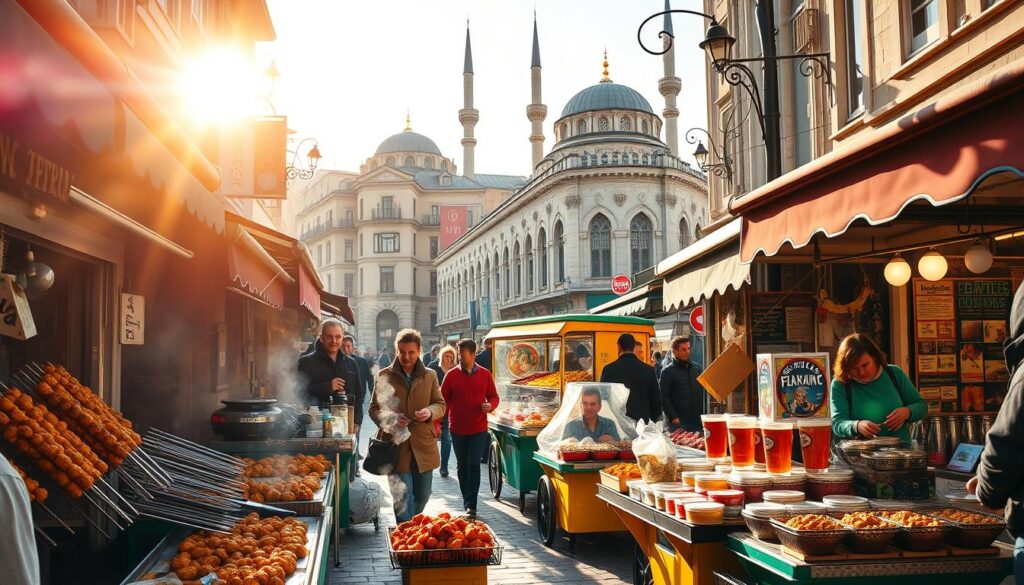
left=660, top=358, right=707, bottom=427
left=476, top=348, right=493, bottom=374
left=976, top=282, right=1024, bottom=537
left=378, top=352, right=391, bottom=368
left=297, top=340, right=364, bottom=424
left=600, top=353, right=661, bottom=423
left=352, top=354, right=373, bottom=413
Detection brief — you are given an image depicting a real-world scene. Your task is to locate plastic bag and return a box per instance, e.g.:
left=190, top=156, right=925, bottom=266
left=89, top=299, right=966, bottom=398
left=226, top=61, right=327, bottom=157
left=348, top=477, right=383, bottom=525
left=536, top=382, right=638, bottom=455
left=633, top=419, right=677, bottom=483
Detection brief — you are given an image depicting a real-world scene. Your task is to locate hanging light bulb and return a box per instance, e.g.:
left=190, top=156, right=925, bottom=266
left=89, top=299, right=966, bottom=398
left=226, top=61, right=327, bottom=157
left=16, top=244, right=55, bottom=300
left=884, top=255, right=912, bottom=287
left=964, top=240, right=994, bottom=274
left=918, top=250, right=948, bottom=282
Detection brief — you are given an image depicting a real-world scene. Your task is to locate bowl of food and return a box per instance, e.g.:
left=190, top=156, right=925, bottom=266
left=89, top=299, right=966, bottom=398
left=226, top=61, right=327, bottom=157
left=836, top=512, right=900, bottom=553
left=926, top=508, right=1006, bottom=549
left=770, top=514, right=849, bottom=556
left=878, top=510, right=951, bottom=551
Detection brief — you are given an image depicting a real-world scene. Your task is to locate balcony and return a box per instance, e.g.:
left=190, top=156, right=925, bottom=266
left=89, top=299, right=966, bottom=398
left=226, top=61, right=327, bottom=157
left=421, top=214, right=441, bottom=226
left=372, top=206, right=402, bottom=220
left=299, top=219, right=356, bottom=241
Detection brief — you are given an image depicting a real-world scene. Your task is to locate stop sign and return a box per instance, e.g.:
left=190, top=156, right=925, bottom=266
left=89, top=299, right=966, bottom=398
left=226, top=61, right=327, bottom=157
left=689, top=305, right=705, bottom=335
left=611, top=275, right=632, bottom=296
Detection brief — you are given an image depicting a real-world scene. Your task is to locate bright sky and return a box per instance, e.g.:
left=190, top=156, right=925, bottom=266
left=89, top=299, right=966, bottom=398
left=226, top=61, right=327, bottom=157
left=259, top=0, right=709, bottom=176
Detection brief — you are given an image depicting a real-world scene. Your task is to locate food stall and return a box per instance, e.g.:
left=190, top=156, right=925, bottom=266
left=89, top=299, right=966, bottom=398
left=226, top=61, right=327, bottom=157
left=485, top=315, right=655, bottom=512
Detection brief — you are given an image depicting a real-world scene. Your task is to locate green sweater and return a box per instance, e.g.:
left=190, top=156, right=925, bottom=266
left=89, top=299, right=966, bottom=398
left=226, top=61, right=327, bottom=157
left=830, top=365, right=928, bottom=442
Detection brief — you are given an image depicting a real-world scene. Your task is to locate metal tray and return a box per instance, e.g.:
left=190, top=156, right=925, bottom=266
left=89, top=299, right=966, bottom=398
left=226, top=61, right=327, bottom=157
left=120, top=513, right=326, bottom=585
left=248, top=470, right=333, bottom=516
left=769, top=516, right=849, bottom=556
left=921, top=508, right=1007, bottom=549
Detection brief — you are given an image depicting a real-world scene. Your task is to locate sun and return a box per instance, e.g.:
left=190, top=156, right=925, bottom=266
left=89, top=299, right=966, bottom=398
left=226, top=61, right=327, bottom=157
left=179, top=48, right=260, bottom=124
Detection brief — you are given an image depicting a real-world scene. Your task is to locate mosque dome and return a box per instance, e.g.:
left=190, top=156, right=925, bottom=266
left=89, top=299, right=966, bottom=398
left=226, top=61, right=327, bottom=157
left=559, top=82, right=654, bottom=119
left=374, top=130, right=442, bottom=156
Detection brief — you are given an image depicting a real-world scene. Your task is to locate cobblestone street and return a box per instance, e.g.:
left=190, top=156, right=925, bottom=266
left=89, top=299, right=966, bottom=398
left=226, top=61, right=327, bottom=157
left=329, top=410, right=634, bottom=584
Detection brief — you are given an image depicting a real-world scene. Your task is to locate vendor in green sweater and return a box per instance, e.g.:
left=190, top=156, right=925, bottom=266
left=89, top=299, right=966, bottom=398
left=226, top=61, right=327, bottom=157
left=830, top=333, right=927, bottom=442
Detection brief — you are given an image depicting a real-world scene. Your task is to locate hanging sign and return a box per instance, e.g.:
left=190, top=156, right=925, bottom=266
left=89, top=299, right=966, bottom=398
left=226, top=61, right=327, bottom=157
left=0, top=131, right=74, bottom=202
left=120, top=292, right=145, bottom=345
left=0, top=274, right=36, bottom=340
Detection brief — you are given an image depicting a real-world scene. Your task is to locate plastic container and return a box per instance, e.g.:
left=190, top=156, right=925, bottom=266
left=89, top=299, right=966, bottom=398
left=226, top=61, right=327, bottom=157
left=762, top=490, right=806, bottom=504
left=723, top=505, right=743, bottom=519
left=742, top=502, right=787, bottom=540
left=685, top=502, right=725, bottom=525
left=679, top=459, right=717, bottom=472
left=694, top=473, right=729, bottom=494
left=728, top=471, right=773, bottom=503
left=672, top=494, right=708, bottom=518
left=715, top=464, right=734, bottom=474
left=640, top=486, right=656, bottom=507
left=822, top=495, right=869, bottom=513
left=681, top=471, right=704, bottom=488
left=785, top=501, right=827, bottom=514
left=707, top=489, right=745, bottom=507
left=770, top=469, right=806, bottom=492
left=653, top=485, right=689, bottom=512
left=666, top=492, right=704, bottom=516
left=627, top=480, right=646, bottom=501
left=806, top=468, right=854, bottom=500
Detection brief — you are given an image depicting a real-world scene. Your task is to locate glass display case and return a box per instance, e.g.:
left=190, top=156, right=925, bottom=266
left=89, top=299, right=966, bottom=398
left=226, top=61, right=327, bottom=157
left=492, top=383, right=560, bottom=429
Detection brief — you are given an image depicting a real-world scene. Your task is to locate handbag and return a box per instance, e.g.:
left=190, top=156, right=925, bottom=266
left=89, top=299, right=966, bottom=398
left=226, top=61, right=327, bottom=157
left=362, top=433, right=398, bottom=475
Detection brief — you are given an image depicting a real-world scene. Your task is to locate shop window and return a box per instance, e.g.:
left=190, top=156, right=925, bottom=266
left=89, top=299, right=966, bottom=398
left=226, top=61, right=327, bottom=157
left=590, top=214, right=612, bottom=277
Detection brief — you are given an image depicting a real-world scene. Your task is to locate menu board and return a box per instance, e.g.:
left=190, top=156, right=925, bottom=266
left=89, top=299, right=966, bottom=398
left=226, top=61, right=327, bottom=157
left=913, top=279, right=1012, bottom=412
left=751, top=293, right=816, bottom=344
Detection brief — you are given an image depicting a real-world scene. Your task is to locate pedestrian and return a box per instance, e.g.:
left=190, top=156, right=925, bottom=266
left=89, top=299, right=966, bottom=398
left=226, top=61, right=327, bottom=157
left=440, top=339, right=498, bottom=518
left=0, top=454, right=39, bottom=585
left=968, top=281, right=1024, bottom=584
left=378, top=347, right=392, bottom=369
left=660, top=336, right=708, bottom=432
left=343, top=334, right=373, bottom=476
left=428, top=346, right=458, bottom=477
left=368, top=329, right=446, bottom=522
left=297, top=320, right=362, bottom=414
left=653, top=351, right=664, bottom=382
left=476, top=338, right=494, bottom=373
left=600, top=334, right=661, bottom=423
left=425, top=344, right=441, bottom=368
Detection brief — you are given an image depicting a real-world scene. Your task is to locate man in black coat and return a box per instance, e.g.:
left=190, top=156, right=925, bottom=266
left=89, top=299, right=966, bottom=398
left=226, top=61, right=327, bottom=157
left=476, top=338, right=494, bottom=373
left=660, top=336, right=707, bottom=432
left=600, top=334, right=661, bottom=423
left=297, top=320, right=363, bottom=432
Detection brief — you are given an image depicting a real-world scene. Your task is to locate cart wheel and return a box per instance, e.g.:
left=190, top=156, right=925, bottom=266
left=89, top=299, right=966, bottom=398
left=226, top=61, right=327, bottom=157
left=518, top=491, right=527, bottom=513
left=488, top=441, right=502, bottom=499
left=633, top=542, right=653, bottom=585
left=536, top=475, right=556, bottom=547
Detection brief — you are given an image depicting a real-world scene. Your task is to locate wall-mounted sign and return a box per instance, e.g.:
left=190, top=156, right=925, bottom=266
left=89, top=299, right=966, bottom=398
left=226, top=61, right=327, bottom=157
left=0, top=131, right=74, bottom=202
left=611, top=274, right=632, bottom=296
left=0, top=274, right=36, bottom=340
left=120, top=292, right=145, bottom=345
left=218, top=117, right=287, bottom=199
left=689, top=305, right=705, bottom=335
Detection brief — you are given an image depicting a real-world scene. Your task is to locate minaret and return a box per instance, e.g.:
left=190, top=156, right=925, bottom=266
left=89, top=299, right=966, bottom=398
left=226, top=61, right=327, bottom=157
left=659, top=0, right=682, bottom=156
left=526, top=12, right=547, bottom=171
left=459, top=20, right=479, bottom=179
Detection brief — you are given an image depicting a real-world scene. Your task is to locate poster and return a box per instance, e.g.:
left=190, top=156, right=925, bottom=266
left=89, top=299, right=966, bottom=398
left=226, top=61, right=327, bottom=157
left=915, top=281, right=955, bottom=319
left=785, top=306, right=814, bottom=344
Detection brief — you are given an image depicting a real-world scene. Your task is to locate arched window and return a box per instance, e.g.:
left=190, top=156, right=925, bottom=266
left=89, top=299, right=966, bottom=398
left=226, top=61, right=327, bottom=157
left=630, top=213, right=653, bottom=274
left=694, top=223, right=702, bottom=241
left=598, top=117, right=610, bottom=132
left=503, top=248, right=510, bottom=300
left=679, top=217, right=691, bottom=247
left=469, top=267, right=475, bottom=301
left=494, top=252, right=501, bottom=300
left=376, top=310, right=399, bottom=356
left=404, top=155, right=415, bottom=167
left=590, top=214, right=612, bottom=277
left=513, top=241, right=522, bottom=297
left=620, top=116, right=631, bottom=131
left=385, top=156, right=396, bottom=166
left=424, top=157, right=434, bottom=169
left=554, top=221, right=565, bottom=282
left=577, top=119, right=587, bottom=135
left=560, top=123, right=567, bottom=140
left=456, top=273, right=462, bottom=310
left=525, top=235, right=534, bottom=293
left=538, top=227, right=548, bottom=288
left=484, top=258, right=491, bottom=296
left=641, top=119, right=649, bottom=135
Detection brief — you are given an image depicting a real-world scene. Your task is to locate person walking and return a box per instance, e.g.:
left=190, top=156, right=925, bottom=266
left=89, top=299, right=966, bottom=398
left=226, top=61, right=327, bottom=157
left=968, top=281, right=1024, bottom=584
left=600, top=334, right=661, bottom=423
left=368, top=329, right=446, bottom=522
left=428, top=346, right=458, bottom=477
left=660, top=336, right=708, bottom=432
left=425, top=344, right=441, bottom=368
left=440, top=339, right=499, bottom=518
left=378, top=347, right=392, bottom=369
left=653, top=351, right=664, bottom=382
left=476, top=338, right=494, bottom=373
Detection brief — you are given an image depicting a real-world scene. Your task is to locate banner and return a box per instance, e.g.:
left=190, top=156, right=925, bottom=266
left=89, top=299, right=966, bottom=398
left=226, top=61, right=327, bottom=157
left=219, top=116, right=287, bottom=199
left=439, top=205, right=468, bottom=250
left=469, top=300, right=479, bottom=333
left=479, top=296, right=492, bottom=330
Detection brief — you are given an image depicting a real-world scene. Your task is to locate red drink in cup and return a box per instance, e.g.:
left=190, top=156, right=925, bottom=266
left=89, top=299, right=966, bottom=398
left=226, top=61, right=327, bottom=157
left=701, top=414, right=729, bottom=462
left=727, top=416, right=758, bottom=468
left=797, top=418, right=833, bottom=472
left=761, top=421, right=794, bottom=475
left=753, top=427, right=766, bottom=464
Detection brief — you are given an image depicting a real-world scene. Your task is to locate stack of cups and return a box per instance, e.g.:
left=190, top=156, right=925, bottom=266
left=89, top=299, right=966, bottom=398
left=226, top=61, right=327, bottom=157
left=760, top=421, right=794, bottom=476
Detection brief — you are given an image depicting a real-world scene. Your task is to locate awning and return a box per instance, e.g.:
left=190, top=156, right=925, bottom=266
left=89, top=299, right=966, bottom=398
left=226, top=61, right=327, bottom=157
left=733, top=62, right=1024, bottom=263
left=298, top=265, right=321, bottom=319
left=485, top=322, right=566, bottom=340
left=320, top=290, right=355, bottom=325
left=588, top=284, right=658, bottom=316
left=226, top=223, right=293, bottom=310
left=657, top=219, right=750, bottom=312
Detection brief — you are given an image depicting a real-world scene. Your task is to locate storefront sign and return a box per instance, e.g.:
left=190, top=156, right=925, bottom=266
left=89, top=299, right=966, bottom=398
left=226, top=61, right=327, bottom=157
left=611, top=274, right=632, bottom=295
left=0, top=131, right=73, bottom=202
left=0, top=274, right=36, bottom=340
left=120, top=292, right=145, bottom=345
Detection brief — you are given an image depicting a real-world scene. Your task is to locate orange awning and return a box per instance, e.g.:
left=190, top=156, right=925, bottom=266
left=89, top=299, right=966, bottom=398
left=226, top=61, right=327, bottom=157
left=734, top=63, right=1024, bottom=263
left=298, top=265, right=321, bottom=320
left=228, top=231, right=287, bottom=310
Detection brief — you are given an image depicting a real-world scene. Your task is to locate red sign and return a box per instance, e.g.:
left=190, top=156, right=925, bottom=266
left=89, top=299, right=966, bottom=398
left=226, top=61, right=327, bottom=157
left=439, top=205, right=468, bottom=251
left=689, top=305, right=705, bottom=335
left=611, top=275, right=632, bottom=296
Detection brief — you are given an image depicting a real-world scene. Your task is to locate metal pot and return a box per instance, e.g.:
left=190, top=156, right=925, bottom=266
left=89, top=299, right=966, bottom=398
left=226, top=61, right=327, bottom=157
left=964, top=415, right=983, bottom=445
left=926, top=417, right=950, bottom=466
left=981, top=414, right=995, bottom=440
left=948, top=415, right=964, bottom=453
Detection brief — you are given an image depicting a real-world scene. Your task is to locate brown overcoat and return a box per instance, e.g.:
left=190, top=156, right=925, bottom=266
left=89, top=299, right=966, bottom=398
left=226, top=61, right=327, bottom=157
left=368, top=359, right=446, bottom=473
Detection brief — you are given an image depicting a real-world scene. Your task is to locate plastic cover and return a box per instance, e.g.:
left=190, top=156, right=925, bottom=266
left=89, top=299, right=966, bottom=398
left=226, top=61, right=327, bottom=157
left=537, top=382, right=637, bottom=454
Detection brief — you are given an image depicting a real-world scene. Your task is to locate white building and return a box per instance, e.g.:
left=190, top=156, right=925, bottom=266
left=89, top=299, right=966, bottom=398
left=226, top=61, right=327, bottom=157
left=435, top=18, right=708, bottom=338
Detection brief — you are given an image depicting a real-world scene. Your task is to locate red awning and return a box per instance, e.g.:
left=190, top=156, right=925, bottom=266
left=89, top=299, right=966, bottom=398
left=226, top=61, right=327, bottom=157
left=735, top=63, right=1024, bottom=263
left=228, top=236, right=286, bottom=309
left=298, top=265, right=321, bottom=319
left=320, top=290, right=355, bottom=325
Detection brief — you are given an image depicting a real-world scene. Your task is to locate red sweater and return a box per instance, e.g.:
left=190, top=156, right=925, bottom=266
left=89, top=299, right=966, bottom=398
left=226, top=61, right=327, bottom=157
left=441, top=365, right=499, bottom=435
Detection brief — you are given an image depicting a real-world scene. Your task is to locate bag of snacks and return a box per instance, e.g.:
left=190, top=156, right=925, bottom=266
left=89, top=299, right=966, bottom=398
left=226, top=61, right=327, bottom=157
left=633, top=420, right=677, bottom=483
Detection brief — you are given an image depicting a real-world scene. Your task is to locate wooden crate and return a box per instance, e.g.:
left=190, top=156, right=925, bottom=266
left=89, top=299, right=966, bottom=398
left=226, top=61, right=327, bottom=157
left=598, top=470, right=632, bottom=493
left=402, top=565, right=488, bottom=585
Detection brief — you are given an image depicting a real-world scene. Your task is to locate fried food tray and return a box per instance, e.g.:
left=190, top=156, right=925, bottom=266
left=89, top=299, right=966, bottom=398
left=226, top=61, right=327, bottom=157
left=248, top=470, right=334, bottom=516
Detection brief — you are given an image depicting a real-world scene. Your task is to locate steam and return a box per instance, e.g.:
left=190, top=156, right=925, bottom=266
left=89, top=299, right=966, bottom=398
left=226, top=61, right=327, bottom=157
left=268, top=342, right=307, bottom=407
left=386, top=466, right=409, bottom=518
left=373, top=379, right=410, bottom=445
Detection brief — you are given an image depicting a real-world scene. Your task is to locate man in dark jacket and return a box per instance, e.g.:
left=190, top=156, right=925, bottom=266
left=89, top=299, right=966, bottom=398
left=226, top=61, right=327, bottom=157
left=660, top=336, right=707, bottom=432
left=600, top=334, right=661, bottom=423
left=297, top=320, right=363, bottom=432
left=476, top=338, right=494, bottom=373
left=970, top=282, right=1024, bottom=583
left=343, top=334, right=372, bottom=475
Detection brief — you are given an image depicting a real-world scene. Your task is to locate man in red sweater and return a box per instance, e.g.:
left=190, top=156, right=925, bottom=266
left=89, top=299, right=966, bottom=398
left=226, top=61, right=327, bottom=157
left=441, top=339, right=499, bottom=517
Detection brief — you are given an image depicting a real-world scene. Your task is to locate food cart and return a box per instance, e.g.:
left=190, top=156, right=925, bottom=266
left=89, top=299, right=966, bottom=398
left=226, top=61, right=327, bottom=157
left=485, top=315, right=655, bottom=512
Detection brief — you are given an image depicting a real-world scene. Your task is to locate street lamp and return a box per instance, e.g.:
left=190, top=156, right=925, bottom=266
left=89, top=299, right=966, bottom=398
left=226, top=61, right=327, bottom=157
left=639, top=5, right=833, bottom=182
left=286, top=138, right=322, bottom=186
left=686, top=128, right=733, bottom=183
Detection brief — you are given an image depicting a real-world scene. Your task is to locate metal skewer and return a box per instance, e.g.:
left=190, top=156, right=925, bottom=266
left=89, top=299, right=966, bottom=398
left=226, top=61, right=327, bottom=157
left=34, top=525, right=57, bottom=548
left=34, top=500, right=76, bottom=536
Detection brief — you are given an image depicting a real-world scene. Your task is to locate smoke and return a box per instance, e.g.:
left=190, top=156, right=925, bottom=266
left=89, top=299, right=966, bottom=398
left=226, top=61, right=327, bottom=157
left=385, top=465, right=410, bottom=518
left=268, top=342, right=306, bottom=407
left=373, top=379, right=410, bottom=445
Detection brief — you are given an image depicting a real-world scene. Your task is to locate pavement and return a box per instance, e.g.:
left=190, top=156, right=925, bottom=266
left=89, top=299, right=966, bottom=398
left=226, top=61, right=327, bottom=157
left=328, top=404, right=634, bottom=585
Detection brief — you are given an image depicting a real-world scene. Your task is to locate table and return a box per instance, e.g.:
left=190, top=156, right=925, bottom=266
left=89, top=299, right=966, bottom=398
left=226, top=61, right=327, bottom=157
left=532, top=451, right=625, bottom=552
left=597, top=484, right=748, bottom=585
left=488, top=419, right=543, bottom=512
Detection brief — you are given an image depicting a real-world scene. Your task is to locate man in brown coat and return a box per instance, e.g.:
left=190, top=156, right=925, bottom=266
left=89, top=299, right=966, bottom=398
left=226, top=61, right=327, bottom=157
left=369, top=328, right=446, bottom=522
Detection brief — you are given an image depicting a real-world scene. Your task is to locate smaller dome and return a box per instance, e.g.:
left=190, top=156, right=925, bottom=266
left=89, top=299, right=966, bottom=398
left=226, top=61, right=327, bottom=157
left=560, top=82, right=654, bottom=119
left=375, top=130, right=442, bottom=156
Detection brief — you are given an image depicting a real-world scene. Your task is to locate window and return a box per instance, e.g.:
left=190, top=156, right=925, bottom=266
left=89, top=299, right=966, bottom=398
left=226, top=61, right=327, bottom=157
left=359, top=198, right=363, bottom=219
left=325, top=241, right=332, bottom=264
left=430, top=271, right=437, bottom=296
left=467, top=209, right=474, bottom=228
left=326, top=210, right=333, bottom=225
left=525, top=235, right=534, bottom=292
left=630, top=214, right=653, bottom=274
left=679, top=217, right=691, bottom=247
left=554, top=221, right=565, bottom=282
left=344, top=240, right=353, bottom=262
left=381, top=195, right=394, bottom=211
left=386, top=156, right=396, bottom=166
left=431, top=205, right=440, bottom=216
left=577, top=120, right=587, bottom=134
left=494, top=252, right=501, bottom=299
left=344, top=273, right=354, bottom=296
left=845, top=0, right=865, bottom=117
left=791, top=4, right=812, bottom=167
left=641, top=119, right=649, bottom=135
left=503, top=248, right=510, bottom=300
left=429, top=236, right=439, bottom=259
left=694, top=223, right=702, bottom=241
left=346, top=209, right=354, bottom=222
left=908, top=0, right=939, bottom=54
left=513, top=241, right=522, bottom=296
left=424, top=158, right=434, bottom=169
left=359, top=268, right=364, bottom=294
left=404, top=156, right=415, bottom=167
left=374, top=232, right=400, bottom=253
left=413, top=236, right=416, bottom=255
left=538, top=228, right=548, bottom=288
left=598, top=117, right=610, bottom=132
left=590, top=214, right=612, bottom=277
left=430, top=312, right=437, bottom=331
left=620, top=116, right=631, bottom=131
left=316, top=244, right=323, bottom=266
left=380, top=266, right=395, bottom=293
left=560, top=123, right=567, bottom=139
left=359, top=234, right=363, bottom=255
